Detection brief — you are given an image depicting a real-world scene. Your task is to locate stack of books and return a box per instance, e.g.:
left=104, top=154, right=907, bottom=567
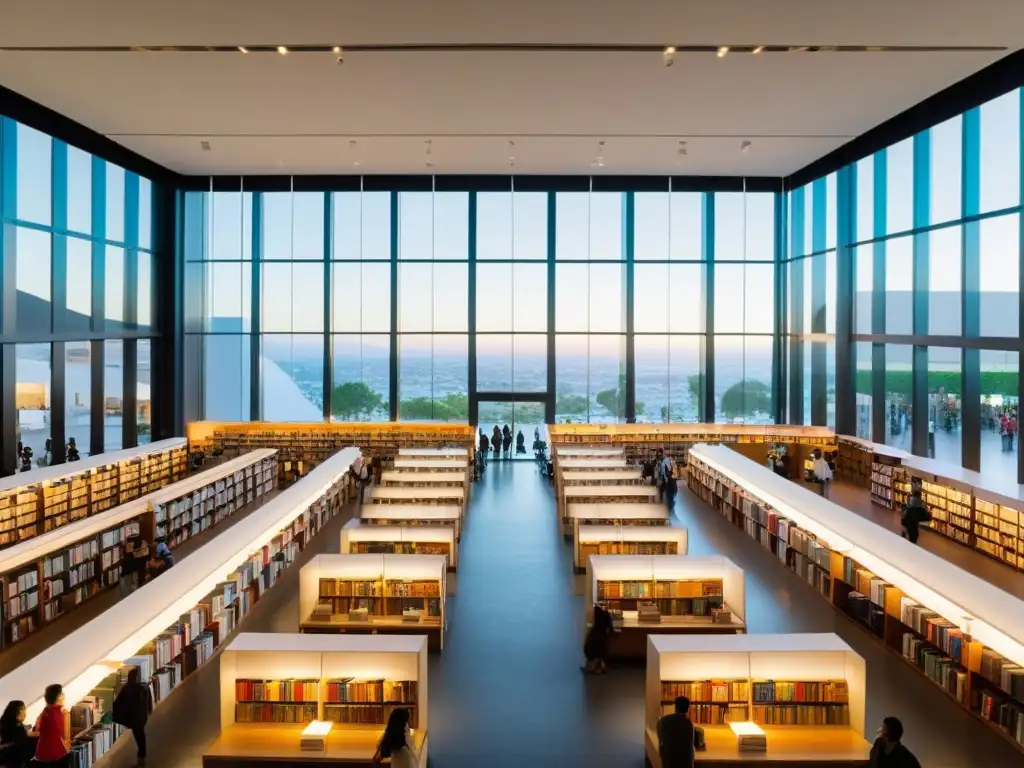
left=637, top=602, right=661, bottom=623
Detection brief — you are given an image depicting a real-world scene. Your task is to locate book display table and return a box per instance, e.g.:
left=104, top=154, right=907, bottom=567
left=380, top=470, right=466, bottom=488
left=203, top=633, right=428, bottom=768
left=299, top=554, right=447, bottom=652
left=575, top=524, right=687, bottom=571
left=569, top=503, right=670, bottom=550
left=368, top=486, right=465, bottom=517
left=644, top=634, right=871, bottom=767
left=586, top=555, right=746, bottom=660
left=341, top=518, right=458, bottom=570
left=359, top=504, right=462, bottom=542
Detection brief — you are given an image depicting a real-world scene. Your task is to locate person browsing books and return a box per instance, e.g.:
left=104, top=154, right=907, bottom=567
left=900, top=490, right=931, bottom=545
left=657, top=696, right=696, bottom=768
left=113, top=666, right=153, bottom=767
left=869, top=716, right=921, bottom=768
left=812, top=450, right=833, bottom=498
left=32, top=685, right=68, bottom=767
left=372, top=708, right=418, bottom=767
left=0, top=700, right=36, bottom=768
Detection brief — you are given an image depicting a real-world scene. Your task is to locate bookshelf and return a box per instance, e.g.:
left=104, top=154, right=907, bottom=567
left=585, top=555, right=746, bottom=660
left=392, top=457, right=470, bottom=471
left=187, top=421, right=474, bottom=485
left=557, top=458, right=631, bottom=471
left=397, top=446, right=469, bottom=459
left=0, top=450, right=278, bottom=650
left=380, top=470, right=466, bottom=490
left=576, top=524, right=687, bottom=571
left=548, top=423, right=834, bottom=473
left=359, top=503, right=462, bottom=542
left=687, top=442, right=1024, bottom=755
left=368, top=485, right=465, bottom=514
left=203, top=633, right=428, bottom=767
left=0, top=438, right=188, bottom=549
left=644, top=634, right=870, bottom=766
left=341, top=519, right=458, bottom=570
left=836, top=436, right=909, bottom=490
left=386, top=460, right=472, bottom=499
left=554, top=446, right=626, bottom=457
left=0, top=449, right=359, bottom=768
left=569, top=503, right=671, bottom=551
left=556, top=467, right=645, bottom=527
left=298, top=554, right=447, bottom=652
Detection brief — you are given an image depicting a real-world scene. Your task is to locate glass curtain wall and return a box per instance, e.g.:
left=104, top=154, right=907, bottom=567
left=184, top=181, right=780, bottom=427
left=0, top=116, right=160, bottom=475
left=790, top=85, right=1023, bottom=481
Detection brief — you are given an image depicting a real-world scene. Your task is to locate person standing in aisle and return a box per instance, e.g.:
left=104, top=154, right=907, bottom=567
left=581, top=603, right=613, bottom=674
left=502, top=424, right=512, bottom=459
left=657, top=696, right=696, bottom=768
left=662, top=452, right=678, bottom=508
left=812, top=450, right=833, bottom=499
left=372, top=707, right=419, bottom=767
left=491, top=426, right=502, bottom=461
left=32, top=685, right=68, bottom=768
left=113, top=667, right=153, bottom=767
left=0, top=700, right=35, bottom=768
left=1009, top=412, right=1018, bottom=452
left=900, top=490, right=931, bottom=545
left=869, top=716, right=921, bottom=768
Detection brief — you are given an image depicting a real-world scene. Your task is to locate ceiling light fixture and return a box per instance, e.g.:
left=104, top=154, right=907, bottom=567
left=332, top=46, right=342, bottom=54
left=200, top=141, right=212, bottom=152
left=751, top=45, right=765, bottom=55
left=741, top=140, right=752, bottom=153
left=663, top=46, right=675, bottom=67
left=508, top=139, right=516, bottom=167
left=677, top=140, right=688, bottom=157
left=277, top=45, right=288, bottom=55
left=717, top=46, right=729, bottom=58
left=238, top=46, right=249, bottom=54
left=349, top=139, right=359, bottom=168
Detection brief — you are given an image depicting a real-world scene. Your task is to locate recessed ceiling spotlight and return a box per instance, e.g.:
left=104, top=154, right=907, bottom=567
left=332, top=46, right=342, bottom=54
left=200, top=140, right=211, bottom=152
left=717, top=46, right=730, bottom=58
left=751, top=45, right=765, bottom=55
left=663, top=46, right=676, bottom=67
left=237, top=46, right=249, bottom=54
left=277, top=45, right=289, bottom=56
left=333, top=46, right=344, bottom=65
left=740, top=140, right=752, bottom=153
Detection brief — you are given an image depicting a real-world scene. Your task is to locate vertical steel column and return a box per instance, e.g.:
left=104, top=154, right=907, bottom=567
left=788, top=188, right=805, bottom=424
left=701, top=193, right=715, bottom=422
left=772, top=189, right=786, bottom=424
left=90, top=155, right=106, bottom=455
left=323, top=193, right=333, bottom=421
left=871, top=151, right=888, bottom=444
left=51, top=141, right=68, bottom=464
left=961, top=108, right=981, bottom=471
left=389, top=191, right=399, bottom=421
left=624, top=192, right=636, bottom=422
left=1018, top=95, right=1024, bottom=484
left=834, top=165, right=856, bottom=436
left=0, top=118, right=16, bottom=476
left=811, top=179, right=827, bottom=426
left=545, top=192, right=557, bottom=424
left=250, top=191, right=262, bottom=420
left=911, top=132, right=931, bottom=457
left=467, top=192, right=478, bottom=426
left=123, top=173, right=139, bottom=448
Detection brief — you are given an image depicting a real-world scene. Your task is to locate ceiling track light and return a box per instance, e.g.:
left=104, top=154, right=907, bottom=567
left=663, top=46, right=675, bottom=66
left=237, top=46, right=249, bottom=54
left=741, top=140, right=752, bottom=153
left=277, top=45, right=288, bottom=55
left=677, top=140, right=688, bottom=157
left=717, top=46, right=729, bottom=58
left=751, top=45, right=765, bottom=55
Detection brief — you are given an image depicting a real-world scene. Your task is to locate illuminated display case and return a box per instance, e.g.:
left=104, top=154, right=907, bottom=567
left=576, top=524, right=687, bottom=571
left=341, top=519, right=458, bottom=570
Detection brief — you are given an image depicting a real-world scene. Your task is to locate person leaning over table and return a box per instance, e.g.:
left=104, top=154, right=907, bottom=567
left=32, top=685, right=69, bottom=767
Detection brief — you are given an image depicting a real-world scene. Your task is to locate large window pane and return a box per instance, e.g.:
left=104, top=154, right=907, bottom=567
left=929, top=226, right=961, bottom=335
left=715, top=336, right=773, bottom=424
left=590, top=193, right=623, bottom=260
left=105, top=246, right=125, bottom=330
left=884, top=344, right=913, bottom=450
left=980, top=350, right=1019, bottom=481
left=980, top=88, right=1021, bottom=213
left=398, top=335, right=468, bottom=421
left=399, top=192, right=433, bottom=260
left=854, top=245, right=873, bottom=334
left=555, top=263, right=589, bottom=332
left=748, top=192, right=775, bottom=261
left=104, top=340, right=124, bottom=452
left=333, top=191, right=391, bottom=260
left=670, top=192, right=703, bottom=260
left=927, top=347, right=961, bottom=465
left=331, top=334, right=390, bottom=421
left=714, top=264, right=744, bottom=333
left=855, top=341, right=873, bottom=440
left=137, top=339, right=152, bottom=445
left=670, top=264, right=704, bottom=333
left=513, top=192, right=547, bottom=260
left=477, top=334, right=512, bottom=391
left=714, top=193, right=745, bottom=261
left=635, top=264, right=670, bottom=332
left=434, top=263, right=468, bottom=332
left=856, top=156, right=875, bottom=243
left=635, top=335, right=669, bottom=422
left=979, top=214, right=1020, bottom=337
left=204, top=335, right=251, bottom=421
left=930, top=115, right=962, bottom=224
left=138, top=178, right=153, bottom=251
left=554, top=335, right=626, bottom=423
left=206, top=262, right=252, bottom=333
left=669, top=336, right=703, bottom=422
left=885, top=237, right=913, bottom=335
left=137, top=252, right=153, bottom=330
left=16, top=344, right=51, bottom=469
left=66, top=145, right=92, bottom=235
left=477, top=193, right=513, bottom=261
left=513, top=263, right=546, bottom=333
left=555, top=335, right=589, bottom=422
left=211, top=191, right=252, bottom=260
left=106, top=163, right=125, bottom=243
left=399, top=263, right=433, bottom=332
left=16, top=228, right=51, bottom=333
left=635, top=193, right=669, bottom=261
left=66, top=237, right=92, bottom=332
left=476, top=263, right=513, bottom=333
left=261, top=263, right=323, bottom=333
left=514, top=334, right=546, bottom=392
left=556, top=193, right=589, bottom=259
left=293, top=192, right=324, bottom=260
left=825, top=174, right=837, bottom=251
left=16, top=123, right=51, bottom=226
left=262, top=334, right=324, bottom=420
left=745, top=264, right=775, bottom=334
left=434, top=192, right=468, bottom=260
left=589, top=264, right=626, bottom=333
left=886, top=138, right=913, bottom=234
left=262, top=192, right=293, bottom=259
left=333, top=262, right=390, bottom=333
left=65, top=341, right=90, bottom=455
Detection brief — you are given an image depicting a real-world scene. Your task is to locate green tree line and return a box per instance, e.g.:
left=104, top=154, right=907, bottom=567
left=855, top=370, right=1018, bottom=397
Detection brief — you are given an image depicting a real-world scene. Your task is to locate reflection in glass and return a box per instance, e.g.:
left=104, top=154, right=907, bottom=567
left=854, top=341, right=873, bottom=440
left=67, top=237, right=92, bottom=332
left=204, top=335, right=251, bottom=421
left=66, top=341, right=91, bottom=455
left=211, top=191, right=253, bottom=260
left=104, top=339, right=124, bottom=452
left=261, top=334, right=324, bottom=420
left=16, top=122, right=52, bottom=226
left=137, top=252, right=153, bottom=330
left=139, top=178, right=153, bottom=251
left=979, top=214, right=1020, bottom=338
left=261, top=262, right=324, bottom=333
left=398, top=335, right=468, bottom=421
left=714, top=336, right=773, bottom=424
left=927, top=347, right=960, bottom=465
left=16, top=344, right=51, bottom=470
left=16, top=227, right=52, bottom=333
left=980, top=350, right=1019, bottom=481
left=105, top=246, right=125, bottom=328
left=884, top=237, right=913, bottom=335
left=854, top=245, right=872, bottom=334
left=137, top=340, right=152, bottom=445
left=884, top=344, right=913, bottom=450
left=106, top=163, right=126, bottom=243
left=333, top=262, right=391, bottom=334
left=331, top=335, right=390, bottom=421
left=206, top=262, right=252, bottom=333
left=66, top=145, right=92, bottom=235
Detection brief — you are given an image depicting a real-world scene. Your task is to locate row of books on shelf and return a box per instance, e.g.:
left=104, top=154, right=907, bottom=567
left=579, top=542, right=678, bottom=557
left=662, top=680, right=748, bottom=702
left=44, top=539, right=100, bottom=577
left=751, top=680, right=848, bottom=703
left=979, top=692, right=1024, bottom=746
left=326, top=679, right=418, bottom=703
left=312, top=599, right=443, bottom=620
left=664, top=703, right=749, bottom=724
left=236, top=702, right=319, bottom=723
left=352, top=542, right=451, bottom=556
left=903, top=633, right=967, bottom=703
left=596, top=579, right=723, bottom=599
left=319, top=579, right=442, bottom=598
left=236, top=679, right=320, bottom=702
left=751, top=704, right=851, bottom=726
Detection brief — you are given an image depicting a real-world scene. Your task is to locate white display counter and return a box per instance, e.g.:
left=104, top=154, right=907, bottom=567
left=575, top=523, right=687, bottom=570
left=340, top=518, right=458, bottom=569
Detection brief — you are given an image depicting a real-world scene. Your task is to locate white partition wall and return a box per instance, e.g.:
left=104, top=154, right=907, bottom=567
left=576, top=524, right=687, bottom=569
left=359, top=504, right=462, bottom=540
left=340, top=519, right=458, bottom=569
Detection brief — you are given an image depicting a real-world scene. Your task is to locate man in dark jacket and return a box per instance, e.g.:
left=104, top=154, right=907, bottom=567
left=657, top=696, right=695, bottom=768
left=869, top=717, right=921, bottom=768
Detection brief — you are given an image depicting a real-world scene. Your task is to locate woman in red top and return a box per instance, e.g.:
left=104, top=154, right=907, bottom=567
left=33, top=684, right=68, bottom=766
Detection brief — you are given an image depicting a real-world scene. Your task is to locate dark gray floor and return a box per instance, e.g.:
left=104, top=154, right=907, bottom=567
left=101, top=462, right=1024, bottom=768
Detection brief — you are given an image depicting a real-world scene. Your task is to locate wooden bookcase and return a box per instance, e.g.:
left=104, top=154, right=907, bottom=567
left=0, top=450, right=278, bottom=651
left=5, top=449, right=360, bottom=768
left=569, top=502, right=670, bottom=549
left=187, top=421, right=474, bottom=485
left=687, top=444, right=1024, bottom=755
left=585, top=554, right=746, bottom=659
left=359, top=504, right=462, bottom=542
left=341, top=519, right=458, bottom=570
left=575, top=524, right=687, bottom=571
left=298, top=554, right=447, bottom=652
left=0, top=439, right=188, bottom=549
left=203, top=633, right=429, bottom=768
left=645, top=634, right=870, bottom=766
left=555, top=466, right=645, bottom=524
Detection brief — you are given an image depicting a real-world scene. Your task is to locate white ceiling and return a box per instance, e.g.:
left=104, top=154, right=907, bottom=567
left=0, top=0, right=1021, bottom=176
